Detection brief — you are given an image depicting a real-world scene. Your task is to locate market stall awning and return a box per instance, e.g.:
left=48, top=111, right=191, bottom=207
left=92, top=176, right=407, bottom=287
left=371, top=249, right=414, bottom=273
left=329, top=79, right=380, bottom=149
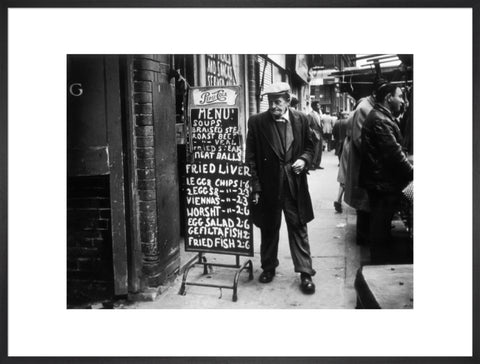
left=329, top=54, right=413, bottom=100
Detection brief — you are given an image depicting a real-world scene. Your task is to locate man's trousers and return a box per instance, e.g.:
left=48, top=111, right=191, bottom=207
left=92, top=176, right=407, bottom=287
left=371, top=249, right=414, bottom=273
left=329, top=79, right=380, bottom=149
left=312, top=137, right=323, bottom=168
left=259, top=185, right=316, bottom=276
left=356, top=210, right=370, bottom=246
left=367, top=190, right=401, bottom=264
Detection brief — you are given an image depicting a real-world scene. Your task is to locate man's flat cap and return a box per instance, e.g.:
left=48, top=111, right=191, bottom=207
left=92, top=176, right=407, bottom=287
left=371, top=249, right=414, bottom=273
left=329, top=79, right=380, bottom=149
left=261, top=82, right=291, bottom=97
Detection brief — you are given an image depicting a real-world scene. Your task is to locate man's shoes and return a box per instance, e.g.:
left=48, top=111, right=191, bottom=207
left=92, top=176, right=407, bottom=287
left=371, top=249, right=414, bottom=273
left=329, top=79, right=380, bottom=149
left=318, top=166, right=324, bottom=170
left=259, top=270, right=275, bottom=283
left=300, top=273, right=315, bottom=294
left=334, top=201, right=343, bottom=213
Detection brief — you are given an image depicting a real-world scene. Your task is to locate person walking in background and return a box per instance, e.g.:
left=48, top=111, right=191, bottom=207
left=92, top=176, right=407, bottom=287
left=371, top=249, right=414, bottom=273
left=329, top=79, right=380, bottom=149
left=330, top=112, right=338, bottom=151
left=308, top=101, right=324, bottom=170
left=333, top=111, right=350, bottom=213
left=321, top=110, right=334, bottom=151
left=360, top=83, right=413, bottom=264
left=246, top=82, right=316, bottom=294
left=332, top=111, right=349, bottom=163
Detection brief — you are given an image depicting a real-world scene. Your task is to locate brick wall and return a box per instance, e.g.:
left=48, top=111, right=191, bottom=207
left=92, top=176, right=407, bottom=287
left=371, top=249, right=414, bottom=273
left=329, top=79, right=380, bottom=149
left=130, top=55, right=181, bottom=287
left=132, top=55, right=178, bottom=287
left=133, top=56, right=160, bottom=278
left=67, top=175, right=113, bottom=305
left=247, top=55, right=258, bottom=116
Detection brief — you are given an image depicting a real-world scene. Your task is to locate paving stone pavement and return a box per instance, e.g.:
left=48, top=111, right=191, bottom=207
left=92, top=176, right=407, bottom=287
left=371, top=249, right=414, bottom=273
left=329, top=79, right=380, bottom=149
left=128, top=150, right=369, bottom=309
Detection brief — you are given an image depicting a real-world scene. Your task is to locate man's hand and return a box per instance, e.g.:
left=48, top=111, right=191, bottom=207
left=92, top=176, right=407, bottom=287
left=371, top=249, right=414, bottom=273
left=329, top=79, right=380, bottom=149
left=292, top=159, right=306, bottom=174
left=252, top=192, right=260, bottom=205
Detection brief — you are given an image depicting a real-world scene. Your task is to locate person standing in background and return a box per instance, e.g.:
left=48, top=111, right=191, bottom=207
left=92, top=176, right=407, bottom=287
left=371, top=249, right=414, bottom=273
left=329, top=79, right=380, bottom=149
left=344, top=79, right=385, bottom=245
left=290, top=94, right=300, bottom=110
left=333, top=111, right=349, bottom=163
left=333, top=111, right=350, bottom=213
left=308, top=101, right=324, bottom=170
left=321, top=110, right=334, bottom=152
left=360, top=83, right=413, bottom=263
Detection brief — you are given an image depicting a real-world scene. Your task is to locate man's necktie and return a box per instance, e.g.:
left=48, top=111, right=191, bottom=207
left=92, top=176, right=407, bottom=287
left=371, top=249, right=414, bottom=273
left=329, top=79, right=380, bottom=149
left=276, top=117, right=293, bottom=151
left=285, top=119, right=293, bottom=151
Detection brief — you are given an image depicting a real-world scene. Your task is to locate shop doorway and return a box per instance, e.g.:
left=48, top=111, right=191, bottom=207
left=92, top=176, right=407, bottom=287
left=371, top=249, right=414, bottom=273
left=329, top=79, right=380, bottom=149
left=67, top=55, right=128, bottom=305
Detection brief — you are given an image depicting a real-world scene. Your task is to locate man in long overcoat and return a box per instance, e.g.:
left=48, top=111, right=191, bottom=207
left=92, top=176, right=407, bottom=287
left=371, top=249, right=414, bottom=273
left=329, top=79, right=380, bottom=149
left=246, top=82, right=316, bottom=294
left=344, top=94, right=375, bottom=245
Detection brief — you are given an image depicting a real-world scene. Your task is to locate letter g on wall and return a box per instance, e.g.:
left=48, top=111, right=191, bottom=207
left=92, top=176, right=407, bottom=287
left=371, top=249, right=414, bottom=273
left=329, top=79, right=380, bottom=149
left=69, top=83, right=83, bottom=97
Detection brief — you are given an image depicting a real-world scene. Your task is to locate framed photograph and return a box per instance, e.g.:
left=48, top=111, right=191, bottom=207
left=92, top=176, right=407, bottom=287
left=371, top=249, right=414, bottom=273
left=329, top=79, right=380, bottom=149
left=2, top=3, right=477, bottom=363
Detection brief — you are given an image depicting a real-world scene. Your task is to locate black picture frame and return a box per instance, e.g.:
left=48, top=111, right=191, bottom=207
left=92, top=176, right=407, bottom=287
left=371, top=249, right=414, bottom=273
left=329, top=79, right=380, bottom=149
left=0, top=1, right=478, bottom=363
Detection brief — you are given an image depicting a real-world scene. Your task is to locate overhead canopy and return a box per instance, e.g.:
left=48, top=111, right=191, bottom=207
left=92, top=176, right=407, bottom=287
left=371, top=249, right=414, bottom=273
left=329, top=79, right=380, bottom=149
left=330, top=54, right=413, bottom=101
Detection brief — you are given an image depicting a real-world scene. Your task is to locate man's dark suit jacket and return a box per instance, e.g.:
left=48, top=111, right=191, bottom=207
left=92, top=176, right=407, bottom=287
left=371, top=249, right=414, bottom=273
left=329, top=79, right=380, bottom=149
left=246, top=109, right=315, bottom=228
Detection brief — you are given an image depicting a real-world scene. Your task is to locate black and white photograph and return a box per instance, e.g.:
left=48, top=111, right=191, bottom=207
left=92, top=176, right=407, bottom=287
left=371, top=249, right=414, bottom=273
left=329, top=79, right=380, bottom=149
left=67, top=54, right=414, bottom=309
left=5, top=6, right=475, bottom=360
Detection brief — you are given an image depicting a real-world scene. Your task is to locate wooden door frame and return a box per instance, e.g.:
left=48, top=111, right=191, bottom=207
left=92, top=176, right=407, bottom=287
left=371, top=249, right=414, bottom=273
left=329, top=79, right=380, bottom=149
left=104, top=55, right=128, bottom=295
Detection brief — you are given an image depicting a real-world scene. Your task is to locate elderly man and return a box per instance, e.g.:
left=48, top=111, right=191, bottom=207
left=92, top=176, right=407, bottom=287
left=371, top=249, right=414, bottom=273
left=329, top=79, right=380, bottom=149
left=360, top=83, right=413, bottom=263
left=246, top=82, right=316, bottom=294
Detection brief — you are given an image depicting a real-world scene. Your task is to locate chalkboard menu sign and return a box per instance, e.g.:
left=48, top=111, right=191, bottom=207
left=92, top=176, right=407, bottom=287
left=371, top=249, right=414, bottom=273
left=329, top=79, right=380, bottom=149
left=185, top=86, right=253, bottom=256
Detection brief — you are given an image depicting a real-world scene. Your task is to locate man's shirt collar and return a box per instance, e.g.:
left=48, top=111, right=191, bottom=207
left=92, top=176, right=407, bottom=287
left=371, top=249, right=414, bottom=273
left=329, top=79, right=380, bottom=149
left=375, top=103, right=395, bottom=120
left=275, top=109, right=290, bottom=123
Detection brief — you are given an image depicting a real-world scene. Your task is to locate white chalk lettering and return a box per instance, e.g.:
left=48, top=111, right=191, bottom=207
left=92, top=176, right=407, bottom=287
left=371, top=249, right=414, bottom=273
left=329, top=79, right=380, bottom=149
left=186, top=206, right=221, bottom=217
